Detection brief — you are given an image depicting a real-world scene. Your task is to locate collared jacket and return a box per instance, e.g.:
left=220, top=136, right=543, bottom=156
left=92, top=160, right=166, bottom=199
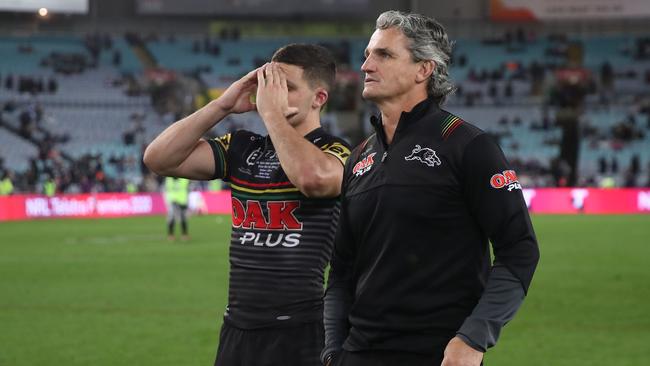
left=323, top=97, right=539, bottom=360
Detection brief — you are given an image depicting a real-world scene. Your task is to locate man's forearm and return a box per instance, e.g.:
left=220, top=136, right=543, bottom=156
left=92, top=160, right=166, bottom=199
left=263, top=112, right=343, bottom=197
left=144, top=100, right=228, bottom=174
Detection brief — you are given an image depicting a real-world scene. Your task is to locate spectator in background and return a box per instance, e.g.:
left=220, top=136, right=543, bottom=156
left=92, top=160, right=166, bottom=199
left=611, top=156, right=619, bottom=173
left=630, top=154, right=640, bottom=176
left=504, top=81, right=513, bottom=98
left=0, top=171, right=14, bottom=195
left=47, top=77, right=58, bottom=93
left=164, top=176, right=190, bottom=241
left=600, top=61, right=614, bottom=89
left=5, top=73, right=13, bottom=90
left=43, top=174, right=56, bottom=196
left=599, top=156, right=608, bottom=174
left=112, top=50, right=122, bottom=67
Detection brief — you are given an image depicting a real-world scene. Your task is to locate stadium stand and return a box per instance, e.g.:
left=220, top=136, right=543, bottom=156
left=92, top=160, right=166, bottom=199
left=1, top=25, right=649, bottom=193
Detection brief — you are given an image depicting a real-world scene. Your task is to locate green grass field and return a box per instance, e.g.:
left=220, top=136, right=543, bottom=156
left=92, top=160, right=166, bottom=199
left=1, top=214, right=649, bottom=365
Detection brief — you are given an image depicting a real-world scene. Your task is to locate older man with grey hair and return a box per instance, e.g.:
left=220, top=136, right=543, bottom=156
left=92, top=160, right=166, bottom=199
left=322, top=10, right=539, bottom=366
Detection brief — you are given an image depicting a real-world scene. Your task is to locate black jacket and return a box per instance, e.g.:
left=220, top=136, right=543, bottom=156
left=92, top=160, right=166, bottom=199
left=323, top=97, right=540, bottom=360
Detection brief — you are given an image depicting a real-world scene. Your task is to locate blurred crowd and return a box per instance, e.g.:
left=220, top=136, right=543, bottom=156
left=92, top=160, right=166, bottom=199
left=2, top=30, right=650, bottom=196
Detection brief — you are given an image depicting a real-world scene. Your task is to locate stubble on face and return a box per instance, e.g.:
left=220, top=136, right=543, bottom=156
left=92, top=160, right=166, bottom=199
left=361, top=27, right=420, bottom=104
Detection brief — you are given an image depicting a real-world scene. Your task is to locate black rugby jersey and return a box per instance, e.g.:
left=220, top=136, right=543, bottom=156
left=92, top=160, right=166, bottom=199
left=324, top=97, right=539, bottom=356
left=208, top=127, right=350, bottom=329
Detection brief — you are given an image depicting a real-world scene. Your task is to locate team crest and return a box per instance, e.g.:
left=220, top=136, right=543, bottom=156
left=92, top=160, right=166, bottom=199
left=405, top=145, right=441, bottom=167
left=353, top=152, right=376, bottom=177
left=245, top=147, right=262, bottom=166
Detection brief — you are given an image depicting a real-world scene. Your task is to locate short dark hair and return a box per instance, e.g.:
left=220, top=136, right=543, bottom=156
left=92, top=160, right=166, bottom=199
left=271, top=44, right=336, bottom=91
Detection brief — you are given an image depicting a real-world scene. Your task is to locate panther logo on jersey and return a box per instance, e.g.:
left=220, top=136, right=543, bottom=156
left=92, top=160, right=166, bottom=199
left=405, top=145, right=441, bottom=167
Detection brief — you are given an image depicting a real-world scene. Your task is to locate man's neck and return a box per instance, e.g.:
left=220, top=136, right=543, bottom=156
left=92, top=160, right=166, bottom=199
left=293, top=113, right=321, bottom=137
left=378, top=94, right=428, bottom=144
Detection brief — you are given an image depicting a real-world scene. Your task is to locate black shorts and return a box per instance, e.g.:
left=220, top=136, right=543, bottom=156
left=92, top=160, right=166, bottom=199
left=214, top=321, right=323, bottom=366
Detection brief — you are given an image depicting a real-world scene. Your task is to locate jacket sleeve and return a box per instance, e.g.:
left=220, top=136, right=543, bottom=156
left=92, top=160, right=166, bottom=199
left=321, top=160, right=356, bottom=364
left=457, top=133, right=540, bottom=350
left=456, top=262, right=525, bottom=352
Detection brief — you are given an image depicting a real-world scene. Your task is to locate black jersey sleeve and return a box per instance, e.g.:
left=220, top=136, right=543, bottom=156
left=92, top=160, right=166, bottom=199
left=316, top=137, right=351, bottom=166
left=322, top=156, right=356, bottom=363
left=206, top=133, right=232, bottom=180
left=461, top=133, right=539, bottom=293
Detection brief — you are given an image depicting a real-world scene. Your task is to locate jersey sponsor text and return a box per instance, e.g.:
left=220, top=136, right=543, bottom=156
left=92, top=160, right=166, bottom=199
left=231, top=197, right=302, bottom=230
left=353, top=152, right=376, bottom=177
left=490, top=170, right=522, bottom=191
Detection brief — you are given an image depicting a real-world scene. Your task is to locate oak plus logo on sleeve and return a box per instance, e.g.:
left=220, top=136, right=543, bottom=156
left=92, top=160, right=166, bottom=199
left=490, top=170, right=522, bottom=191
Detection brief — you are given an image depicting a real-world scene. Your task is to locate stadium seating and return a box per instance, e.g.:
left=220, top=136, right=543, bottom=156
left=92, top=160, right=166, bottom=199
left=0, top=127, right=38, bottom=172
left=1, top=33, right=649, bottom=191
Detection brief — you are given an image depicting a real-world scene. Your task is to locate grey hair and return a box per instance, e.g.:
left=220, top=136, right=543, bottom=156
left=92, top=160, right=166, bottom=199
left=376, top=10, right=455, bottom=105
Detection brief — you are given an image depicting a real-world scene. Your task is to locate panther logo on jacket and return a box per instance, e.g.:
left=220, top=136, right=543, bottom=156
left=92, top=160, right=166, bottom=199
left=405, top=145, right=441, bottom=167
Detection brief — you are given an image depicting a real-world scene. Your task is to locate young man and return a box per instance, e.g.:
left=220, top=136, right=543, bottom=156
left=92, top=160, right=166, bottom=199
left=323, top=11, right=540, bottom=366
left=144, top=44, right=350, bottom=366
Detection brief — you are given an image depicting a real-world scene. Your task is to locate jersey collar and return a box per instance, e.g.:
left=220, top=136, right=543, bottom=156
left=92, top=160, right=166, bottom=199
left=265, top=127, right=325, bottom=147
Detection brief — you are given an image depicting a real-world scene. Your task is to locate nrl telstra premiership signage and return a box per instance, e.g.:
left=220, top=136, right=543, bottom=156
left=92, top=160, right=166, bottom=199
left=491, top=0, right=650, bottom=21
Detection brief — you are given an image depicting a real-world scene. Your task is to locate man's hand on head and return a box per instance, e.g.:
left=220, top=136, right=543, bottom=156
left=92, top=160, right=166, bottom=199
left=256, top=63, right=298, bottom=122
left=216, top=66, right=260, bottom=114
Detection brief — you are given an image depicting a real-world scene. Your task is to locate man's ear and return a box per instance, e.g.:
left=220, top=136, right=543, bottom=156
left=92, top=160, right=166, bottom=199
left=312, top=88, right=329, bottom=109
left=415, top=60, right=435, bottom=84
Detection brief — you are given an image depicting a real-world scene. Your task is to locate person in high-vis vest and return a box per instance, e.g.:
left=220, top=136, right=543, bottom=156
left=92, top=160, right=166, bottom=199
left=0, top=171, right=14, bottom=196
left=164, top=176, right=190, bottom=241
left=126, top=180, right=138, bottom=193
left=44, top=176, right=56, bottom=197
